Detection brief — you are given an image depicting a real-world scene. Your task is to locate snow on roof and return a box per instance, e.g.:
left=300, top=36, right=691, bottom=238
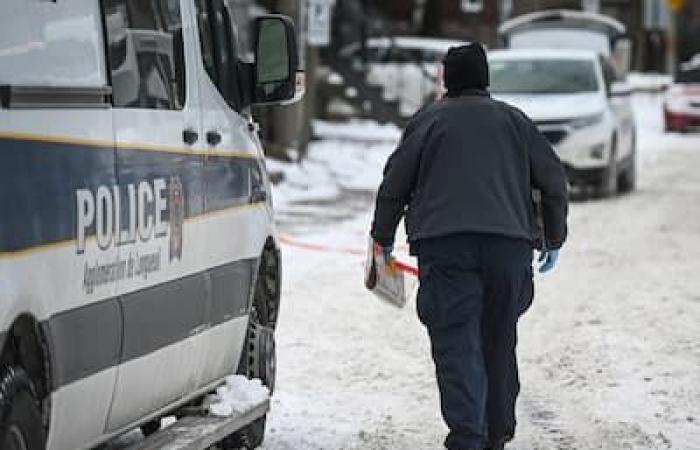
left=499, top=9, right=626, bottom=37
left=488, top=48, right=598, bottom=61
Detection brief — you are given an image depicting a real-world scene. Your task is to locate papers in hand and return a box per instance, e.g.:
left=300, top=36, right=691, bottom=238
left=364, top=239, right=408, bottom=308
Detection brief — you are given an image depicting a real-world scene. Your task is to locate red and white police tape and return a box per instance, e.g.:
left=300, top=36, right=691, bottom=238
left=278, top=233, right=419, bottom=277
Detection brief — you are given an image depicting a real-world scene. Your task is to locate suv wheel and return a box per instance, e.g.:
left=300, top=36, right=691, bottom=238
left=0, top=366, right=45, bottom=450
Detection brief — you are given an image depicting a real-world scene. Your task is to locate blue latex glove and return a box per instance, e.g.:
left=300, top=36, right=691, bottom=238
left=538, top=248, right=560, bottom=273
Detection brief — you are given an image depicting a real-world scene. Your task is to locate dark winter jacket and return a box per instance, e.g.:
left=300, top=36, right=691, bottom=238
left=371, top=90, right=568, bottom=252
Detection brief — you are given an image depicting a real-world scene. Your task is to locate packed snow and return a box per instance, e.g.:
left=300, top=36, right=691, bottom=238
left=207, top=375, right=270, bottom=418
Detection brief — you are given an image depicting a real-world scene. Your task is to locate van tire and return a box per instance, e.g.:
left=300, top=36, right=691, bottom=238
left=220, top=321, right=276, bottom=449
left=0, top=366, right=45, bottom=450
left=254, top=246, right=281, bottom=329
left=219, top=323, right=274, bottom=449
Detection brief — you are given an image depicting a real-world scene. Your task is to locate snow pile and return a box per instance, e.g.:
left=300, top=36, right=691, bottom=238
left=266, top=154, right=343, bottom=207
left=314, top=119, right=402, bottom=142
left=208, top=375, right=270, bottom=418
left=266, top=120, right=399, bottom=220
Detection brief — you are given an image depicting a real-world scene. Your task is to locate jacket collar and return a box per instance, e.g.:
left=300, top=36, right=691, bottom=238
left=445, top=88, right=490, bottom=98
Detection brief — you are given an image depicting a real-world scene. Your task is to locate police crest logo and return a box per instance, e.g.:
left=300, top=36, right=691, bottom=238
left=168, top=176, right=185, bottom=261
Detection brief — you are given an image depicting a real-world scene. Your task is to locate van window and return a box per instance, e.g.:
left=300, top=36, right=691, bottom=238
left=195, top=0, right=243, bottom=110
left=103, top=0, right=186, bottom=109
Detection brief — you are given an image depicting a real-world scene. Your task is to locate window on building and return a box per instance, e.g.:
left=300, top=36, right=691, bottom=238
left=103, top=0, right=186, bottom=109
left=460, top=0, right=483, bottom=13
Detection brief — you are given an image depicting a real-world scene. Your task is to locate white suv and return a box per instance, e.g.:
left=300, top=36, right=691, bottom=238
left=489, top=48, right=636, bottom=196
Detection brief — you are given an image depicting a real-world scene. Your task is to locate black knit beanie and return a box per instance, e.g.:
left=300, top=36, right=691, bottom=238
left=443, top=43, right=489, bottom=94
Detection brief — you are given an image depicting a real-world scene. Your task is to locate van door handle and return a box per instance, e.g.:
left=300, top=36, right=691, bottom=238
left=183, top=129, right=198, bottom=145
left=206, top=130, right=222, bottom=146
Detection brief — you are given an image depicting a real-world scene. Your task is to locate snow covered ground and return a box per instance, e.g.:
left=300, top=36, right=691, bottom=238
left=261, top=94, right=700, bottom=450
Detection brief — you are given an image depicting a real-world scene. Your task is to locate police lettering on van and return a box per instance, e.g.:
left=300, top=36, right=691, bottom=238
left=77, top=176, right=185, bottom=294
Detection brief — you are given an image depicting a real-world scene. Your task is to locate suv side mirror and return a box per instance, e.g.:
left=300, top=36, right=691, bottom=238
left=252, top=15, right=299, bottom=104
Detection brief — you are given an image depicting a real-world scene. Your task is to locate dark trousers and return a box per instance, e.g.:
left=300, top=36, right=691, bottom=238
left=414, top=233, right=533, bottom=450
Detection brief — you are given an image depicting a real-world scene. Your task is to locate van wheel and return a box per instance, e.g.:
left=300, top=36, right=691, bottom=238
left=219, top=320, right=276, bottom=450
left=0, top=366, right=45, bottom=450
left=254, top=246, right=281, bottom=329
left=596, top=136, right=618, bottom=198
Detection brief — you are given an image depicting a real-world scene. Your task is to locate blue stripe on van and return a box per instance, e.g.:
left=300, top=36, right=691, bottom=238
left=0, top=136, right=263, bottom=254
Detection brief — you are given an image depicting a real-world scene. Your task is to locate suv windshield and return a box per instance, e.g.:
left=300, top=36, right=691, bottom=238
left=489, top=59, right=599, bottom=94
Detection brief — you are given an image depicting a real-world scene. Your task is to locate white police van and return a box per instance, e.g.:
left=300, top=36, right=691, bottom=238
left=0, top=1, right=300, bottom=449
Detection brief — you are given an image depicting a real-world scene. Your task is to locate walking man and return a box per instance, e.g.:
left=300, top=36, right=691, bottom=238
left=371, top=43, right=568, bottom=450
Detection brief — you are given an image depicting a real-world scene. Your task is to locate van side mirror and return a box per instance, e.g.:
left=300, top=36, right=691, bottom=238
left=252, top=15, right=299, bottom=105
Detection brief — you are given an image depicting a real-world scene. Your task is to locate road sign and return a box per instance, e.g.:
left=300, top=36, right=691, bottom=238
left=306, top=0, right=333, bottom=47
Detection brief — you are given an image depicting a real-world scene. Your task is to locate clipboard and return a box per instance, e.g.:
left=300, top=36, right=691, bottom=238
left=364, top=239, right=413, bottom=308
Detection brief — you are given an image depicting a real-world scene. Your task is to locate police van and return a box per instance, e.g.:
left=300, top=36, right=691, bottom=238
left=0, top=1, right=300, bottom=449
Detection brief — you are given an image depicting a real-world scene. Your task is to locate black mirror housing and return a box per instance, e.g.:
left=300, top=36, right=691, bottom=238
left=252, top=15, right=299, bottom=105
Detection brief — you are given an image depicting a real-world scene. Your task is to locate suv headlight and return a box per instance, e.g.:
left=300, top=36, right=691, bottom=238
left=569, top=112, right=604, bottom=129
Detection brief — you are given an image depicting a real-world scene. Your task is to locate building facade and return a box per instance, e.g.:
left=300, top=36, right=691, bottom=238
left=336, top=0, right=699, bottom=71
